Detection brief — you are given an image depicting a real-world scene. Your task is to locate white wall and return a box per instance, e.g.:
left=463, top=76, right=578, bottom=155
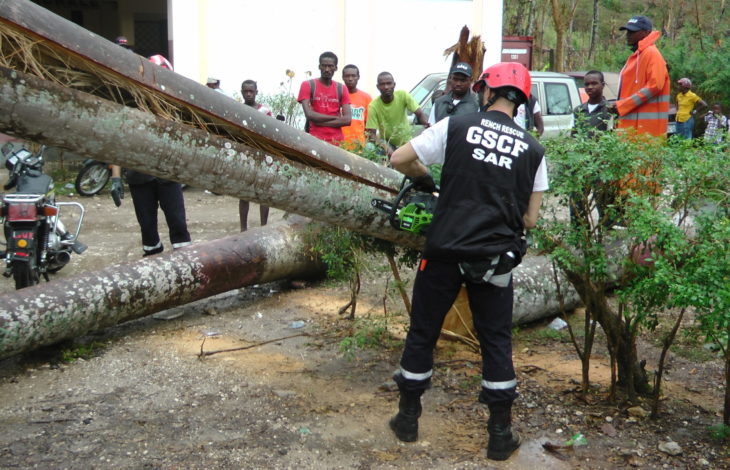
left=170, top=0, right=502, bottom=99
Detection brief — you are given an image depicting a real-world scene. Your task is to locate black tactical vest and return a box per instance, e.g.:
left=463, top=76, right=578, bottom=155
left=424, top=110, right=545, bottom=261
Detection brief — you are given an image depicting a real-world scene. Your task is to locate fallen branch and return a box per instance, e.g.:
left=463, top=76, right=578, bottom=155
left=198, top=333, right=310, bottom=358
left=440, top=328, right=479, bottom=352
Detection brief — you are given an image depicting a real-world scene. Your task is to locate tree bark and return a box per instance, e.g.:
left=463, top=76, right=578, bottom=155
left=588, top=0, right=599, bottom=60
left=0, top=1, right=397, bottom=194
left=562, top=269, right=651, bottom=398
left=725, top=321, right=730, bottom=425
left=549, top=0, right=579, bottom=72
left=0, top=66, right=417, bottom=249
left=0, top=65, right=588, bottom=359
left=0, top=236, right=584, bottom=360
left=0, top=218, right=325, bottom=360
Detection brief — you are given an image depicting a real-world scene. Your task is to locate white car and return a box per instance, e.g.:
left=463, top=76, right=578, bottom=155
left=409, top=71, right=582, bottom=138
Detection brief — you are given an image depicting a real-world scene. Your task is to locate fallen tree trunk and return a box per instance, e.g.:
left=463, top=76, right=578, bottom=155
left=0, top=66, right=418, bottom=249
left=0, top=0, right=396, bottom=192
left=0, top=218, right=325, bottom=360
left=0, top=65, right=582, bottom=360
left=0, top=240, right=578, bottom=361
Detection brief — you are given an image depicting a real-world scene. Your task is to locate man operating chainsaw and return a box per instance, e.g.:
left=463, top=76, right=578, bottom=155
left=387, top=62, right=548, bottom=461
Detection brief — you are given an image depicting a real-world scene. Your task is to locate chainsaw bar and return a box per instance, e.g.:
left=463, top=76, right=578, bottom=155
left=371, top=198, right=396, bottom=215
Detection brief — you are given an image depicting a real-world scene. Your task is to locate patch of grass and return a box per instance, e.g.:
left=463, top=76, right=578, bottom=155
left=339, top=317, right=401, bottom=360
left=518, top=326, right=571, bottom=345
left=708, top=423, right=730, bottom=442
left=669, top=342, right=717, bottom=362
left=60, top=341, right=106, bottom=363
left=457, top=373, right=481, bottom=391
left=48, top=167, right=78, bottom=197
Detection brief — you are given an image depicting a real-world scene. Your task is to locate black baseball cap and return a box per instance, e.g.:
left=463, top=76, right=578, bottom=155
left=450, top=62, right=473, bottom=78
left=619, top=15, right=652, bottom=32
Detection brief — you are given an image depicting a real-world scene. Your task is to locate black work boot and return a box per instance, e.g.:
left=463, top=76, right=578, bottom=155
left=389, top=391, right=422, bottom=442
left=486, top=402, right=522, bottom=461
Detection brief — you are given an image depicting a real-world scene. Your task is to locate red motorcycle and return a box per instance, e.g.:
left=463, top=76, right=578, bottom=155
left=1, top=145, right=86, bottom=289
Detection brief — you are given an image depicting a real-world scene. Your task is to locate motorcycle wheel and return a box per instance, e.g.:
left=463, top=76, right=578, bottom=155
left=75, top=162, right=111, bottom=197
left=12, top=260, right=39, bottom=289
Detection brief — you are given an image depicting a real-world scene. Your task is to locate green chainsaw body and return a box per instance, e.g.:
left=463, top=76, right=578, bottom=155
left=371, top=177, right=438, bottom=235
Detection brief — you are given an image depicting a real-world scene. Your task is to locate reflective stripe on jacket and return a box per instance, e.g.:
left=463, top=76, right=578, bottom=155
left=616, top=31, right=670, bottom=137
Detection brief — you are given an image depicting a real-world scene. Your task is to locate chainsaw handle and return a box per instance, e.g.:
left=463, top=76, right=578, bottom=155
left=389, top=181, right=415, bottom=230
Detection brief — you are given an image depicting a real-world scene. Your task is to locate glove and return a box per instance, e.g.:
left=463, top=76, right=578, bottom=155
left=411, top=173, right=437, bottom=193
left=110, top=177, right=124, bottom=207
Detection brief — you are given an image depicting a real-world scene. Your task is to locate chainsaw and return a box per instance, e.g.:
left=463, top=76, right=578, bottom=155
left=371, top=177, right=438, bottom=234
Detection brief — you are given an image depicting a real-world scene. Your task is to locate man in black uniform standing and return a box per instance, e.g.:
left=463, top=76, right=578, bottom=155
left=110, top=55, right=192, bottom=257
left=388, top=62, right=548, bottom=461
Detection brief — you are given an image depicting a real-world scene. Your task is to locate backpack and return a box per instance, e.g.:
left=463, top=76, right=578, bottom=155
left=304, top=79, right=343, bottom=133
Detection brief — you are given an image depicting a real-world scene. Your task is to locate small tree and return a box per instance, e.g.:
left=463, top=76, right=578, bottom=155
left=261, top=69, right=308, bottom=128
left=675, top=209, right=730, bottom=425
left=536, top=130, right=730, bottom=404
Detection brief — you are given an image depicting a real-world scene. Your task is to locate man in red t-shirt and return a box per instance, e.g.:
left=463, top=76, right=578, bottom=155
left=297, top=51, right=352, bottom=145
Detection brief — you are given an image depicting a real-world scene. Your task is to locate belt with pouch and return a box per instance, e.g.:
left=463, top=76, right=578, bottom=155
left=458, top=251, right=520, bottom=287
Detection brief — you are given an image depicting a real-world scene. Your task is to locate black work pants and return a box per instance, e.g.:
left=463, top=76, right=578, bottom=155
left=397, top=258, right=517, bottom=405
left=129, top=180, right=191, bottom=255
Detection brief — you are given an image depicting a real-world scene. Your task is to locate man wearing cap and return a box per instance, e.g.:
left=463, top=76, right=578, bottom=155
left=387, top=62, right=547, bottom=461
left=608, top=15, right=669, bottom=137
left=206, top=77, right=234, bottom=98
left=428, top=62, right=479, bottom=125
left=675, top=77, right=707, bottom=139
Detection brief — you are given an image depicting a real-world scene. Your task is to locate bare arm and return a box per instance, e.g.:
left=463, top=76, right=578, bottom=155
left=331, top=103, right=351, bottom=127
left=390, top=142, right=428, bottom=177
left=523, top=191, right=544, bottom=229
left=300, top=99, right=340, bottom=125
left=533, top=111, right=545, bottom=136
left=301, top=101, right=352, bottom=128
left=414, top=108, right=430, bottom=127
left=695, top=99, right=709, bottom=115
left=111, top=165, right=121, bottom=178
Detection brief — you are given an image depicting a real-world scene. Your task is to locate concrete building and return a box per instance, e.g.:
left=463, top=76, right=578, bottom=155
left=31, top=0, right=503, bottom=98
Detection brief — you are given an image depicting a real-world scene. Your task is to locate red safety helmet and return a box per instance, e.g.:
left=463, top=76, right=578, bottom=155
left=148, top=54, right=173, bottom=72
left=472, top=62, right=531, bottom=105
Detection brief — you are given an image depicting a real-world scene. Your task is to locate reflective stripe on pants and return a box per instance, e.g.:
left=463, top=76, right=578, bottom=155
left=398, top=258, right=518, bottom=403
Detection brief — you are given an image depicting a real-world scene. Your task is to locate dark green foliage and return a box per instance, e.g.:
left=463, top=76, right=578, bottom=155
left=661, top=29, right=730, bottom=107
left=535, top=128, right=730, bottom=412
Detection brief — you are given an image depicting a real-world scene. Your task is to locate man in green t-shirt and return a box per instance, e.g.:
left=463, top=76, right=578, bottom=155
left=366, top=72, right=429, bottom=156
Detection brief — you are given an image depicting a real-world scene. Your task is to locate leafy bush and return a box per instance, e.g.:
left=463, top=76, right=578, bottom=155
left=260, top=69, right=308, bottom=128
left=536, top=128, right=730, bottom=415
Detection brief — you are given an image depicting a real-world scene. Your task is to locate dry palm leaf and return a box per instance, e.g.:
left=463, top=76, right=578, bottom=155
left=442, top=25, right=485, bottom=82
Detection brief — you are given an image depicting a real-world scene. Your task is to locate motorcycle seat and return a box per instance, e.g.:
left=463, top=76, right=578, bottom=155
left=17, top=173, right=53, bottom=194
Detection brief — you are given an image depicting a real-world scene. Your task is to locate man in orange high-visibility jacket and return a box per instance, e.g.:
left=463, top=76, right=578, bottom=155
left=608, top=15, right=669, bottom=137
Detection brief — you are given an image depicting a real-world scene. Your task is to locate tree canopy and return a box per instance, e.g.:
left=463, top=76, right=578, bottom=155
left=504, top=0, right=730, bottom=105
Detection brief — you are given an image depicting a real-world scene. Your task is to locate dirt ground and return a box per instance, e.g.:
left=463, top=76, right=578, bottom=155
left=0, top=187, right=728, bottom=469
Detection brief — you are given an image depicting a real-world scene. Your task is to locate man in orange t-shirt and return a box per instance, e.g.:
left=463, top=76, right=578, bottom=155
left=341, top=64, right=372, bottom=149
